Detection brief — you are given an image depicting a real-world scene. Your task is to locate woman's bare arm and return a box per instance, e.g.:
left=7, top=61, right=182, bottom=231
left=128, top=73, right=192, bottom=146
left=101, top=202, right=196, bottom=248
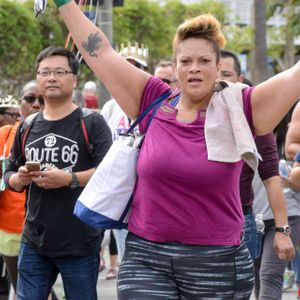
left=58, top=1, right=150, bottom=119
left=251, top=61, right=300, bottom=135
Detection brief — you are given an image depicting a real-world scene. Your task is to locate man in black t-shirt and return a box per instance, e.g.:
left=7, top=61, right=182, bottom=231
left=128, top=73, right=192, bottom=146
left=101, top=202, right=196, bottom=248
left=4, top=46, right=112, bottom=300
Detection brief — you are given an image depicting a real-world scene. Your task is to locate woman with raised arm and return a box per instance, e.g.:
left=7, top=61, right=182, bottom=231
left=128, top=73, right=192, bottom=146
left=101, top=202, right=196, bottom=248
left=53, top=1, right=298, bottom=298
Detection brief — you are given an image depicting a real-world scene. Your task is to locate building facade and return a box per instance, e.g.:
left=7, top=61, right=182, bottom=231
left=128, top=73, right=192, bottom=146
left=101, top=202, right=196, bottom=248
left=181, top=0, right=285, bottom=27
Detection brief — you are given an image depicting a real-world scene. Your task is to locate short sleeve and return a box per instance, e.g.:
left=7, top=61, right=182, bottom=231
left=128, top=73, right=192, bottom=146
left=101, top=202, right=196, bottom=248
left=242, top=87, right=255, bottom=133
left=256, top=133, right=279, bottom=181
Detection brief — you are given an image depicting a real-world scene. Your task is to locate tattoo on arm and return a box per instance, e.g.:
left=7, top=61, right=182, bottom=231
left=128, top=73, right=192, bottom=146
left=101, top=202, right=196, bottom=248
left=82, top=32, right=102, bottom=57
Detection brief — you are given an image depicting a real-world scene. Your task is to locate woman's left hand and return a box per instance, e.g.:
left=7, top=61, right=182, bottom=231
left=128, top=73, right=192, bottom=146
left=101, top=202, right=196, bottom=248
left=273, top=233, right=295, bottom=260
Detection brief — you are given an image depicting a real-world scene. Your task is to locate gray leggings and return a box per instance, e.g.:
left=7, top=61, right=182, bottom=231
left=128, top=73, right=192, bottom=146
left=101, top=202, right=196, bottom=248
left=118, top=233, right=254, bottom=300
left=255, top=216, right=300, bottom=299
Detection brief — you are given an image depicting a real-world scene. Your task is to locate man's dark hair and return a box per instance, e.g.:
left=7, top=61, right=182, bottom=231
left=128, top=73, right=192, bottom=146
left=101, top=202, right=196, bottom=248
left=0, top=107, right=9, bottom=114
left=35, top=46, right=79, bottom=75
left=242, top=77, right=253, bottom=87
left=220, top=50, right=241, bottom=76
left=155, top=60, right=173, bottom=69
left=274, top=102, right=298, bottom=158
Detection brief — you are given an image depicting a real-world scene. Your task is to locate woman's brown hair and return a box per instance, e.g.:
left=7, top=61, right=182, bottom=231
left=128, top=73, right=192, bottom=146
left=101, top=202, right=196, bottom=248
left=173, top=14, right=226, bottom=63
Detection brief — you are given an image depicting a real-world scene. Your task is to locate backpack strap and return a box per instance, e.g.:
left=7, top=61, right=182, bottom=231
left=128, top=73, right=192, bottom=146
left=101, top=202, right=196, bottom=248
left=80, top=108, right=94, bottom=155
left=21, top=112, right=40, bottom=157
left=21, top=109, right=94, bottom=159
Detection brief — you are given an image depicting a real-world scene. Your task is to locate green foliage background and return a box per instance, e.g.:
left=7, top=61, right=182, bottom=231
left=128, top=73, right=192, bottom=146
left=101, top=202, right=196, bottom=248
left=113, top=0, right=226, bottom=69
left=0, top=0, right=227, bottom=96
left=1, top=0, right=297, bottom=96
left=0, top=0, right=41, bottom=88
left=0, top=0, right=67, bottom=95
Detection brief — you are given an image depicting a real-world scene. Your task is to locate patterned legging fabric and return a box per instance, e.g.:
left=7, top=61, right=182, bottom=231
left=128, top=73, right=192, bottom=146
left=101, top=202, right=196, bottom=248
left=118, top=233, right=254, bottom=300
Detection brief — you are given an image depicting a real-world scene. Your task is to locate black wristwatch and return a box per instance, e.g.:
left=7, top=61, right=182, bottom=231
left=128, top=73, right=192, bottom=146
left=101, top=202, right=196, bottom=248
left=70, top=172, right=79, bottom=189
left=275, top=225, right=291, bottom=236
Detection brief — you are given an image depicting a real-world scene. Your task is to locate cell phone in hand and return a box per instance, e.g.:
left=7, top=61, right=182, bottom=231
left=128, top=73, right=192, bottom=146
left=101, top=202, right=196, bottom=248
left=25, top=161, right=41, bottom=171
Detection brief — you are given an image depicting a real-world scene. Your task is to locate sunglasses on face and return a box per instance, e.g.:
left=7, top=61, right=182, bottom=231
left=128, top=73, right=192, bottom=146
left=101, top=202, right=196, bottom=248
left=161, top=78, right=171, bottom=85
left=161, top=78, right=177, bottom=85
left=22, top=95, right=45, bottom=105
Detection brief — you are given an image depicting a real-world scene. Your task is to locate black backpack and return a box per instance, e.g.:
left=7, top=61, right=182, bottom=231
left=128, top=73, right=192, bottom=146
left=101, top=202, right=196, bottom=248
left=20, top=108, right=95, bottom=158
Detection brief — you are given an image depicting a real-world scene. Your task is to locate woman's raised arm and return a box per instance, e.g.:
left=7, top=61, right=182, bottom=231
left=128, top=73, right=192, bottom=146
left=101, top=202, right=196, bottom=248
left=251, top=61, right=300, bottom=136
left=57, top=0, right=150, bottom=118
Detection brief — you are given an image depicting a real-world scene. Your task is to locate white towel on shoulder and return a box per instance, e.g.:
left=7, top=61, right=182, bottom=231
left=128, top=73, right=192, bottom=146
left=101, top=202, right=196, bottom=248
left=205, top=80, right=261, bottom=171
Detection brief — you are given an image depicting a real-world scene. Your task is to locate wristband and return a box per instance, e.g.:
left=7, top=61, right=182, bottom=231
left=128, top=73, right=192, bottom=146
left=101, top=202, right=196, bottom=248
left=54, top=0, right=71, bottom=7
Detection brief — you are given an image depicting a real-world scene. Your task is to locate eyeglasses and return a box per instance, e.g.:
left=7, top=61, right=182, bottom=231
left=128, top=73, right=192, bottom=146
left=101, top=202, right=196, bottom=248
left=0, top=112, right=20, bottom=120
left=22, top=95, right=45, bottom=105
left=127, top=59, right=147, bottom=70
left=37, top=68, right=74, bottom=78
left=161, top=78, right=177, bottom=85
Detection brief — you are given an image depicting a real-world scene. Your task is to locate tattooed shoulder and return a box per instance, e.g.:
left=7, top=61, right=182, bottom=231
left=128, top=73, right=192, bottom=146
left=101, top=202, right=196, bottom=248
left=82, top=32, right=102, bottom=57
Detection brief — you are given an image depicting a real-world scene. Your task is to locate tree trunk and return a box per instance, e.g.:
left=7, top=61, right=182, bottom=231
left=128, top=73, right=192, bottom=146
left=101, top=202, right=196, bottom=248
left=253, top=0, right=268, bottom=84
left=98, top=0, right=113, bottom=107
left=283, top=2, right=295, bottom=70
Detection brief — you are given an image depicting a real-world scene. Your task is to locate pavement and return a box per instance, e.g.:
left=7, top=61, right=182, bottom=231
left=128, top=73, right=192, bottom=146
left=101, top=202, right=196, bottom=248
left=54, top=277, right=300, bottom=300
left=0, top=279, right=298, bottom=300
left=251, top=288, right=299, bottom=300
left=55, top=268, right=299, bottom=300
left=53, top=276, right=300, bottom=300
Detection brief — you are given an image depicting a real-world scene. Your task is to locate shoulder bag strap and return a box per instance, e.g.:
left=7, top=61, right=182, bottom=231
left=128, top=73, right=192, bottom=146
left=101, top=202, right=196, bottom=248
left=127, top=90, right=172, bottom=134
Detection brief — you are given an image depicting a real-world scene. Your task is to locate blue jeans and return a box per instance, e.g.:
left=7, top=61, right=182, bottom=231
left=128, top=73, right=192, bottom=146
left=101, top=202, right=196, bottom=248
left=243, top=212, right=263, bottom=261
left=17, top=242, right=99, bottom=300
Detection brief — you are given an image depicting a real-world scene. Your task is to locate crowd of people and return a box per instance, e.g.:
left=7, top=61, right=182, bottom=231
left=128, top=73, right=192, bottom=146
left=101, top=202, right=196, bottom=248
left=1, top=0, right=300, bottom=299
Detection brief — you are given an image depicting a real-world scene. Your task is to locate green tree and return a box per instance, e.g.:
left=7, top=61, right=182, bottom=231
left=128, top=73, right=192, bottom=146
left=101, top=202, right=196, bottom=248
left=113, top=0, right=174, bottom=68
left=161, top=0, right=187, bottom=30
left=162, top=0, right=225, bottom=27
left=24, top=0, right=68, bottom=50
left=113, top=0, right=226, bottom=69
left=0, top=0, right=68, bottom=96
left=185, top=0, right=225, bottom=22
left=223, top=25, right=253, bottom=54
left=252, top=0, right=268, bottom=84
left=0, top=0, right=42, bottom=94
left=267, top=0, right=300, bottom=71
